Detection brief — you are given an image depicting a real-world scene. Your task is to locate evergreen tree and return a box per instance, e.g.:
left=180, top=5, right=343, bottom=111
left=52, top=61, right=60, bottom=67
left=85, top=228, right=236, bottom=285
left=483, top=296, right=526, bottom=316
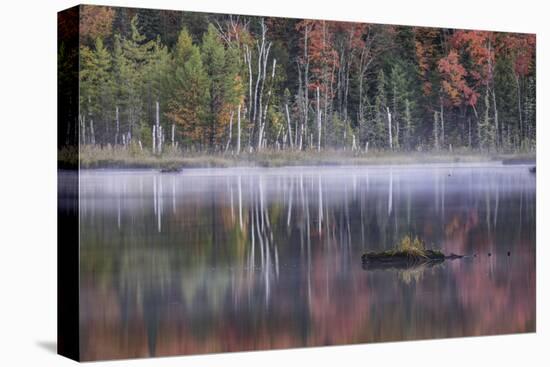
left=80, top=37, right=112, bottom=144
left=166, top=28, right=210, bottom=147
left=201, top=24, right=242, bottom=149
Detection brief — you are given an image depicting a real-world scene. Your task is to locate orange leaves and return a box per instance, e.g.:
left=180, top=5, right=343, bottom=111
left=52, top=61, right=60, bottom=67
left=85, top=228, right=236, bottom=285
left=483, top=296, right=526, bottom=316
left=414, top=27, right=440, bottom=97
left=296, top=20, right=339, bottom=96
left=80, top=5, right=115, bottom=44
left=451, top=30, right=495, bottom=85
left=500, top=34, right=536, bottom=77
left=438, top=50, right=479, bottom=107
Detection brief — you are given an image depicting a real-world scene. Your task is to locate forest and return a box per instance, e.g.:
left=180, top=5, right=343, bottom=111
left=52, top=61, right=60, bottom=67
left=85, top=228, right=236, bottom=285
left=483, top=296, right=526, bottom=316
left=59, top=5, right=536, bottom=161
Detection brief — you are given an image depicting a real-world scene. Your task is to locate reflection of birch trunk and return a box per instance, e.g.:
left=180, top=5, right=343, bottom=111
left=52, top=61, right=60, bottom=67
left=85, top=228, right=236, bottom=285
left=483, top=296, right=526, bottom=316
left=388, top=169, right=393, bottom=215
left=238, top=175, right=243, bottom=230
left=318, top=175, right=323, bottom=235
left=485, top=190, right=491, bottom=233
left=172, top=176, right=176, bottom=214
left=434, top=171, right=439, bottom=215
left=407, top=184, right=411, bottom=226
left=287, top=178, right=293, bottom=229
left=344, top=183, right=351, bottom=246
left=153, top=175, right=157, bottom=215
left=250, top=206, right=255, bottom=269
left=117, top=191, right=121, bottom=230
left=157, top=175, right=162, bottom=232
left=494, top=182, right=499, bottom=228
left=229, top=178, right=234, bottom=221
left=441, top=171, right=445, bottom=221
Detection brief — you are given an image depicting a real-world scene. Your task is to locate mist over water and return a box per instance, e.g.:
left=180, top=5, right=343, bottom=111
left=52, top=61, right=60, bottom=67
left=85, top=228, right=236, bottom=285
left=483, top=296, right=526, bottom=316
left=74, top=164, right=535, bottom=360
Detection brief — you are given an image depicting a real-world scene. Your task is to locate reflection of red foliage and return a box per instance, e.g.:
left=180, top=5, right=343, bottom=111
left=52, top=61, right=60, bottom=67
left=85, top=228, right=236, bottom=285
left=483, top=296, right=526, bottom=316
left=79, top=175, right=535, bottom=360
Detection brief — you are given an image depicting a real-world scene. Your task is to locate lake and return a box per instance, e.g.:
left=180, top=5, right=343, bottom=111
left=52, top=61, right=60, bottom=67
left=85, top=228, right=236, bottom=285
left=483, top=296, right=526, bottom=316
left=73, top=164, right=536, bottom=360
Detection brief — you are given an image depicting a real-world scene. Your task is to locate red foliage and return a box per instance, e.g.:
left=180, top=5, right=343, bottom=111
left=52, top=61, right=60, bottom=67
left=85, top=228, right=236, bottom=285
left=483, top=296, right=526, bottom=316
left=499, top=34, right=536, bottom=77
left=80, top=5, right=115, bottom=44
left=438, top=50, right=479, bottom=107
left=414, top=27, right=440, bottom=96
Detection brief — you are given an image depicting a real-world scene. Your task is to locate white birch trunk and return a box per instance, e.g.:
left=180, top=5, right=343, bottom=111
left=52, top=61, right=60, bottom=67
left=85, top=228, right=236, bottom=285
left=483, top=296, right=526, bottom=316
left=440, top=100, right=445, bottom=149
left=236, top=104, right=241, bottom=154
left=155, top=101, right=160, bottom=154
left=115, top=106, right=119, bottom=145
left=386, top=107, right=392, bottom=150
left=171, top=123, right=175, bottom=148
left=158, top=125, right=163, bottom=154
left=316, top=86, right=321, bottom=152
left=152, top=125, right=156, bottom=153
left=90, top=119, right=95, bottom=145
left=225, top=110, right=234, bottom=153
left=285, top=103, right=293, bottom=149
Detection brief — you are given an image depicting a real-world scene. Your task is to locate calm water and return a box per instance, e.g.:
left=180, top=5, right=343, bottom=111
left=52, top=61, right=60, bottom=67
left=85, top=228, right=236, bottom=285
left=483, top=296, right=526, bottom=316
left=74, top=164, right=536, bottom=360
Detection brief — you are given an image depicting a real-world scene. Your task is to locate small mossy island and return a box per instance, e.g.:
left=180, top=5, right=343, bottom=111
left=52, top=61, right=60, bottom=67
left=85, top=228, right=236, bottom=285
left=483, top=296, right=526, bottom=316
left=362, top=235, right=463, bottom=270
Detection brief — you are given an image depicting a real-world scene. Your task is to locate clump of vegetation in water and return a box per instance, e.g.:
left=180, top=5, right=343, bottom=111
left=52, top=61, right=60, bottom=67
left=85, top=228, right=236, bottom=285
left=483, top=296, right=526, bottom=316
left=362, top=235, right=445, bottom=264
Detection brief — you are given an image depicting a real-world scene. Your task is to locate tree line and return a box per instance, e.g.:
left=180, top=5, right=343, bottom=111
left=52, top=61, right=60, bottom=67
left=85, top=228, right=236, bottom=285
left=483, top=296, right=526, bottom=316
left=65, top=5, right=536, bottom=154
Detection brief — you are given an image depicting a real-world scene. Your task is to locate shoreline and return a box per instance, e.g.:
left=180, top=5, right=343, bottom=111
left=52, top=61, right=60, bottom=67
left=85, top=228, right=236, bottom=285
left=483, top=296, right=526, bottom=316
left=62, top=147, right=535, bottom=170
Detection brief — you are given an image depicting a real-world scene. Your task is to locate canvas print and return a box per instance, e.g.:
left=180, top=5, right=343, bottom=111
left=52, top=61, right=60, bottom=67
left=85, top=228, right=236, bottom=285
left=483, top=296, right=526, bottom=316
left=57, top=4, right=536, bottom=361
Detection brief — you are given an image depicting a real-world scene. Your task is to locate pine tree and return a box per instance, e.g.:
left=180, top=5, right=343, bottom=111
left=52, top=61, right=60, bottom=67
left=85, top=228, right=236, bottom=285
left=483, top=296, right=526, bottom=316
left=494, top=57, right=518, bottom=150
left=389, top=62, right=412, bottom=150
left=166, top=28, right=210, bottom=147
left=118, top=16, right=155, bottom=144
left=80, top=37, right=112, bottom=144
left=201, top=24, right=242, bottom=149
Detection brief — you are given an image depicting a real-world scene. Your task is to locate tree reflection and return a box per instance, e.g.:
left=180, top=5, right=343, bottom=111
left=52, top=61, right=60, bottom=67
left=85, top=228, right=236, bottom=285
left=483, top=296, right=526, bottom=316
left=77, top=167, right=536, bottom=360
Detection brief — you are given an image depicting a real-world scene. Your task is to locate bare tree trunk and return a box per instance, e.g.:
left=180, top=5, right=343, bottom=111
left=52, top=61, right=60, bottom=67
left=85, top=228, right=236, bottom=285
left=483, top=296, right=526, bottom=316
left=115, top=106, right=119, bottom=145
left=236, top=104, right=241, bottom=154
left=90, top=119, right=95, bottom=145
left=158, top=125, right=163, bottom=153
left=440, top=98, right=445, bottom=149
left=515, top=75, right=523, bottom=144
left=244, top=45, right=253, bottom=122
left=386, top=107, right=392, bottom=150
left=171, top=123, right=175, bottom=148
left=152, top=125, right=156, bottom=153
left=255, top=20, right=272, bottom=151
left=316, top=86, right=321, bottom=152
left=302, top=24, right=310, bottom=151
left=155, top=101, right=161, bottom=154
left=285, top=103, right=293, bottom=149
left=259, top=58, right=276, bottom=151
left=433, top=111, right=439, bottom=151
left=225, top=110, right=234, bottom=153
left=492, top=89, right=499, bottom=149
left=298, top=122, right=304, bottom=150
left=79, top=115, right=85, bottom=145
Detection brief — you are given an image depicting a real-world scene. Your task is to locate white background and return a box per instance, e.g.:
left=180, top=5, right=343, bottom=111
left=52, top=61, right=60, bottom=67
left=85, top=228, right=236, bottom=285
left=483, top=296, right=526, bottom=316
left=0, top=0, right=547, bottom=365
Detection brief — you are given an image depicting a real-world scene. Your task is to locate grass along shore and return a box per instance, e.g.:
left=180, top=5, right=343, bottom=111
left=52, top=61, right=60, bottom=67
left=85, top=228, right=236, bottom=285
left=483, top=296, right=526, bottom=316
left=65, top=145, right=536, bottom=169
